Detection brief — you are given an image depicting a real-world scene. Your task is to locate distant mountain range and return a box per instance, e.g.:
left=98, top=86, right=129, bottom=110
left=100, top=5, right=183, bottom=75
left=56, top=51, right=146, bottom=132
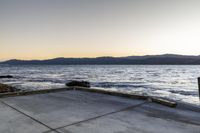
left=1, top=54, right=200, bottom=65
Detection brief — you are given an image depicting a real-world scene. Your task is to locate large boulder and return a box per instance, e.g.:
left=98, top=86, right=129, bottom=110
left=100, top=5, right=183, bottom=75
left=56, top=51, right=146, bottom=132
left=0, top=75, right=13, bottom=79
left=0, top=83, right=19, bottom=93
left=66, top=81, right=90, bottom=88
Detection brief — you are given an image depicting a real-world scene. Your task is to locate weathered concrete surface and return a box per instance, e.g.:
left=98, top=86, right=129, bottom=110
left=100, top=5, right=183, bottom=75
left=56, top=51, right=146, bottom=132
left=0, top=102, right=49, bottom=133
left=57, top=102, right=200, bottom=133
left=0, top=90, right=200, bottom=133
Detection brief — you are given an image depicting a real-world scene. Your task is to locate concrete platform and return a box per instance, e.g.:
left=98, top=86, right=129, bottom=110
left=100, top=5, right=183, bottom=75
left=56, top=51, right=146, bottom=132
left=0, top=89, right=200, bottom=133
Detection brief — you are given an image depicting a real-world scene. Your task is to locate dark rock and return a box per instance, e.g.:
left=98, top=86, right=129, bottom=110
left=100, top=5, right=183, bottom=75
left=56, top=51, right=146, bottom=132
left=0, top=75, right=13, bottom=79
left=66, top=81, right=90, bottom=88
left=0, top=83, right=19, bottom=93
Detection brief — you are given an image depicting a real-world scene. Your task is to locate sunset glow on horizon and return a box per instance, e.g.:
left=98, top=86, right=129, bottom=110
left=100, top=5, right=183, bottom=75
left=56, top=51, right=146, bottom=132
left=1, top=0, right=200, bottom=60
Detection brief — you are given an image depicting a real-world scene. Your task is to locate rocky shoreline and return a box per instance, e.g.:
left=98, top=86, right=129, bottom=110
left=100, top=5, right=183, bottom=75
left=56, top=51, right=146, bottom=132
left=0, top=79, right=90, bottom=94
left=0, top=75, right=20, bottom=93
left=0, top=83, right=19, bottom=93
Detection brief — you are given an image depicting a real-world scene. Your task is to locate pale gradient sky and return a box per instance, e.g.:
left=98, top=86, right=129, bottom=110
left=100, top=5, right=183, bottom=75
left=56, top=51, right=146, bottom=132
left=1, top=0, right=200, bottom=60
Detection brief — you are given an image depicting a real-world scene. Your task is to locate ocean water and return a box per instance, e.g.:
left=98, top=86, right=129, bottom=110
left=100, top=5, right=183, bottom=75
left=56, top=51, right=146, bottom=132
left=0, top=65, right=199, bottom=105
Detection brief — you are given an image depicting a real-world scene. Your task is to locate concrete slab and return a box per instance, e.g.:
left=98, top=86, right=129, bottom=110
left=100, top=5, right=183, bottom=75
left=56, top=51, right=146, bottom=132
left=57, top=102, right=200, bottom=133
left=0, top=89, right=199, bottom=133
left=1, top=90, right=144, bottom=129
left=0, top=102, right=49, bottom=133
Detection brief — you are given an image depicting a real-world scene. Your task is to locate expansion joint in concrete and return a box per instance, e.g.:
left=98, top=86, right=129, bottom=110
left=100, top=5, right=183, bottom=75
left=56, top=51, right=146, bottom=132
left=48, top=101, right=149, bottom=132
left=0, top=100, right=62, bottom=133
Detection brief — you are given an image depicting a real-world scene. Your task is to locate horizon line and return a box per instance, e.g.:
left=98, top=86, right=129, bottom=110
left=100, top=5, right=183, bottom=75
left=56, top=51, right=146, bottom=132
left=1, top=53, right=200, bottom=62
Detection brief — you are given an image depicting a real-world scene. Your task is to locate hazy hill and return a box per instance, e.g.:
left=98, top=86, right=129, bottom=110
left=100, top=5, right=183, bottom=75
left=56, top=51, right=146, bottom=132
left=1, top=54, right=200, bottom=65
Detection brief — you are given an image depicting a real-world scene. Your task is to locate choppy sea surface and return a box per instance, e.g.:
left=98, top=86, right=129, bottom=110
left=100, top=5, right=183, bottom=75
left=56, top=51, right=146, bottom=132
left=0, top=65, right=200, bottom=105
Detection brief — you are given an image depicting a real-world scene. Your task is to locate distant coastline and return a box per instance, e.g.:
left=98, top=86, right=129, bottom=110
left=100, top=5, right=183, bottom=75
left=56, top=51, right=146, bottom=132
left=1, top=54, right=200, bottom=65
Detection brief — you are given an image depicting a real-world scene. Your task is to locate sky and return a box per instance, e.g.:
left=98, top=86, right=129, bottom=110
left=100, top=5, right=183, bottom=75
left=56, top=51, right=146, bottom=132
left=1, top=0, right=200, bottom=60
